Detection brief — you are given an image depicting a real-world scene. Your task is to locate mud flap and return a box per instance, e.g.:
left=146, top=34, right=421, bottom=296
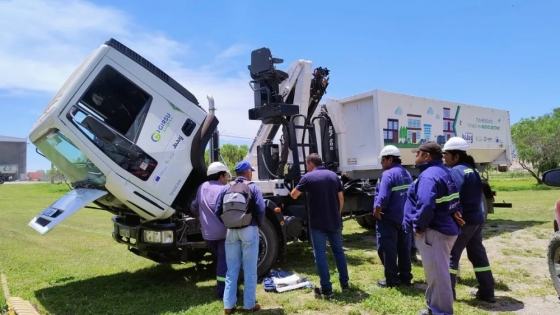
left=28, top=188, right=108, bottom=234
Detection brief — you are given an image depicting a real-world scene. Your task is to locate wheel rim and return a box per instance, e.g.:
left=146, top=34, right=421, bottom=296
left=257, top=229, right=268, bottom=268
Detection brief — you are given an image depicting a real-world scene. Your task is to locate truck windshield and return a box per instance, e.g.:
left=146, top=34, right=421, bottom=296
left=35, top=130, right=106, bottom=186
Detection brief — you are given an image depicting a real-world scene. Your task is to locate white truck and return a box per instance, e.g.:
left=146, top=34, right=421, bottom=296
left=0, top=164, right=18, bottom=184
left=27, top=39, right=512, bottom=277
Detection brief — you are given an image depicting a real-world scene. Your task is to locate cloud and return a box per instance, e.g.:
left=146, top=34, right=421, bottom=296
left=216, top=43, right=253, bottom=59
left=0, top=0, right=262, bottom=140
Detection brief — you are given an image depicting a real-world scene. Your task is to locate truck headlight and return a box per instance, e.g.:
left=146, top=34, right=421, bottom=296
left=143, top=230, right=174, bottom=244
left=143, top=230, right=158, bottom=243
left=162, top=230, right=173, bottom=244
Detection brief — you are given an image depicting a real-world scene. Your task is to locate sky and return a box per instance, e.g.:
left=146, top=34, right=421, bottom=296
left=0, top=0, right=558, bottom=172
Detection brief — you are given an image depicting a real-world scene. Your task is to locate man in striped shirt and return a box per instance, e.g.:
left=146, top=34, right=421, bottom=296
left=374, top=145, right=414, bottom=288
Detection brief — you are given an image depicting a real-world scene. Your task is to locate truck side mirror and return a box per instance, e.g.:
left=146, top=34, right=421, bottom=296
left=542, top=168, right=560, bottom=187
left=82, top=116, right=116, bottom=143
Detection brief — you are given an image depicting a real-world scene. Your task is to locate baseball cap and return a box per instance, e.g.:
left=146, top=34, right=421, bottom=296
left=411, top=141, right=442, bottom=155
left=234, top=161, right=255, bottom=173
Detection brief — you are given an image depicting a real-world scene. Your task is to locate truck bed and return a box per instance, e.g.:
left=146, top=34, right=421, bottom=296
left=324, top=90, right=512, bottom=177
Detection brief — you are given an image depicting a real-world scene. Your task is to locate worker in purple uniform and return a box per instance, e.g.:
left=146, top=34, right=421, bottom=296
left=403, top=142, right=463, bottom=315
left=443, top=137, right=496, bottom=303
left=290, top=153, right=349, bottom=299
left=190, top=162, right=230, bottom=300
left=373, top=145, right=414, bottom=288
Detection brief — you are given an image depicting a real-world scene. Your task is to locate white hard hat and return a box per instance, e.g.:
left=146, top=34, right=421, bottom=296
left=378, top=145, right=401, bottom=158
left=443, top=137, right=469, bottom=152
left=207, top=162, right=230, bottom=176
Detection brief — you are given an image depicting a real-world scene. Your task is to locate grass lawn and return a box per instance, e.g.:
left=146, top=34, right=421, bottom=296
left=1, top=180, right=559, bottom=315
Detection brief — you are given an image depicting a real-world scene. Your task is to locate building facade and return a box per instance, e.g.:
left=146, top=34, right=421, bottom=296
left=0, top=135, right=27, bottom=180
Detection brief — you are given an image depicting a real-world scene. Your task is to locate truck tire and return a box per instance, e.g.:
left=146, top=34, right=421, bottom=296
left=364, top=213, right=377, bottom=229
left=356, top=215, right=371, bottom=229
left=0, top=177, right=4, bottom=184
left=547, top=232, right=560, bottom=298
left=257, top=218, right=279, bottom=278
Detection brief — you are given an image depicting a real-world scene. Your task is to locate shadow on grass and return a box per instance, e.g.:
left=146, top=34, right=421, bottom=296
left=460, top=295, right=524, bottom=312
left=322, top=285, right=371, bottom=304
left=483, top=219, right=548, bottom=239
left=275, top=241, right=372, bottom=275
left=342, top=230, right=377, bottom=251
left=458, top=277, right=511, bottom=292
left=258, top=308, right=286, bottom=315
left=35, top=264, right=218, bottom=315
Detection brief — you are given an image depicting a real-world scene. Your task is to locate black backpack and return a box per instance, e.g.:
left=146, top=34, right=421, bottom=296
left=221, top=180, right=254, bottom=228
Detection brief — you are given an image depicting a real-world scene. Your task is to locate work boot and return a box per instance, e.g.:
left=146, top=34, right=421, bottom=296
left=471, top=289, right=496, bottom=303
left=224, top=307, right=235, bottom=314
left=314, top=287, right=334, bottom=299
left=377, top=279, right=401, bottom=288
left=243, top=303, right=261, bottom=313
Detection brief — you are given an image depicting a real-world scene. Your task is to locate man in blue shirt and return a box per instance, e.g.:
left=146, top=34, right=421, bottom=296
left=404, top=142, right=463, bottom=315
left=290, top=153, right=349, bottom=298
left=215, top=161, right=265, bottom=314
left=443, top=137, right=496, bottom=303
left=374, top=145, right=414, bottom=288
left=190, top=162, right=230, bottom=300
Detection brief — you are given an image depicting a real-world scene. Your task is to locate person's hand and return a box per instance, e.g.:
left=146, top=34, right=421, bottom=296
left=414, top=232, right=422, bottom=237
left=453, top=211, right=465, bottom=227
left=374, top=207, right=382, bottom=220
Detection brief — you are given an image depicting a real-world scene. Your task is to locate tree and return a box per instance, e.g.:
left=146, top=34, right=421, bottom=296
left=511, top=108, right=560, bottom=184
left=46, top=167, right=67, bottom=184
left=205, top=144, right=250, bottom=175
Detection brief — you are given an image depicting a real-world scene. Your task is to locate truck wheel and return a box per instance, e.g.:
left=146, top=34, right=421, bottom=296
left=356, top=215, right=370, bottom=229
left=0, top=177, right=4, bottom=184
left=257, top=218, right=279, bottom=278
left=364, top=213, right=377, bottom=230
left=547, top=232, right=560, bottom=298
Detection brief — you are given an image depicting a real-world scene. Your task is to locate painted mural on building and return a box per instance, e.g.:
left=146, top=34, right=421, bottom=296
left=383, top=106, right=460, bottom=148
left=382, top=103, right=506, bottom=149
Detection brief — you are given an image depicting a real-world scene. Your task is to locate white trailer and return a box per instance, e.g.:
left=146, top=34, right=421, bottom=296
left=323, top=90, right=512, bottom=179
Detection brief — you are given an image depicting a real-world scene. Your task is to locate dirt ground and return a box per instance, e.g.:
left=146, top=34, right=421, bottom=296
left=472, top=225, right=560, bottom=315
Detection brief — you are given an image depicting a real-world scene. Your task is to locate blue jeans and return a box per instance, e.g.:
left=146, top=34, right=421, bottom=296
left=310, top=228, right=349, bottom=293
left=376, top=218, right=413, bottom=285
left=223, top=226, right=259, bottom=309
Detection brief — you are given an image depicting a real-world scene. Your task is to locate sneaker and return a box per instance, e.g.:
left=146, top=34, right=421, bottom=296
left=242, top=303, right=261, bottom=313
left=418, top=309, right=432, bottom=315
left=471, top=290, right=496, bottom=303
left=314, top=287, right=334, bottom=299
left=341, top=283, right=350, bottom=291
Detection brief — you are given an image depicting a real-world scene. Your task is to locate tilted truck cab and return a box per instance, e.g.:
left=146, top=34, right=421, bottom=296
left=28, top=38, right=221, bottom=265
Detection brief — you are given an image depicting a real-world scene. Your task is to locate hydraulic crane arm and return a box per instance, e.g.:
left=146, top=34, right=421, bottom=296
left=244, top=48, right=329, bottom=181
